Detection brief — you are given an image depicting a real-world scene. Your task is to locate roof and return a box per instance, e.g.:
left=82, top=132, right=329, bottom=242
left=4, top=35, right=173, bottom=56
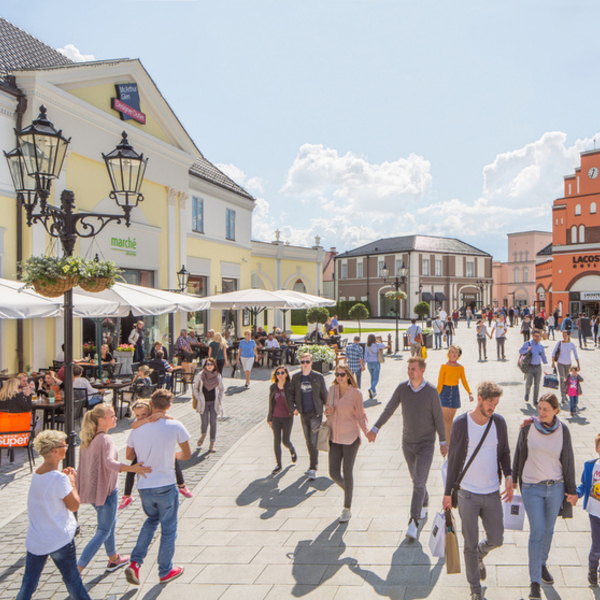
left=0, top=17, right=72, bottom=78
left=190, top=157, right=254, bottom=200
left=537, top=243, right=553, bottom=257
left=335, top=235, right=491, bottom=259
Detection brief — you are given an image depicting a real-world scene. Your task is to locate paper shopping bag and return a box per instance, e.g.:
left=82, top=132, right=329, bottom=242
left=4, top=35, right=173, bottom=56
left=444, top=509, right=461, bottom=574
left=428, top=511, right=446, bottom=558
left=441, top=460, right=448, bottom=489
left=314, top=423, right=330, bottom=452
left=503, top=494, right=525, bottom=531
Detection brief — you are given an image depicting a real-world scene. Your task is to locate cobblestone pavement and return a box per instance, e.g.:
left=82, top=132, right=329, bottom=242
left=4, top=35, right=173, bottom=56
left=3, top=319, right=600, bottom=599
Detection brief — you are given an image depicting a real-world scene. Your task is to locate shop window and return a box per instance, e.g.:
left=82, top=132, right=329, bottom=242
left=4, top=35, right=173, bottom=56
left=571, top=225, right=578, bottom=244
left=580, top=224, right=585, bottom=243
left=514, top=268, right=519, bottom=283
left=422, top=258, right=430, bottom=276
left=592, top=202, right=597, bottom=214
left=192, top=197, right=204, bottom=233
left=435, top=259, right=442, bottom=276
left=226, top=209, right=236, bottom=240
left=575, top=204, right=581, bottom=216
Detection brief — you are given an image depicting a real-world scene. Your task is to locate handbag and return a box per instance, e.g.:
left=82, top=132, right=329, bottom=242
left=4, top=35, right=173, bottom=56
left=553, top=341, right=561, bottom=363
left=543, top=372, right=559, bottom=389
left=444, top=509, right=461, bottom=574
left=377, top=348, right=385, bottom=364
left=315, top=388, right=334, bottom=452
left=428, top=511, right=446, bottom=558
left=451, top=417, right=494, bottom=508
left=518, top=349, right=532, bottom=374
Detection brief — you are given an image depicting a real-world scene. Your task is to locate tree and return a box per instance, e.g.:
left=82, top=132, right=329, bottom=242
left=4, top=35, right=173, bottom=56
left=414, top=301, right=431, bottom=326
left=306, top=307, right=329, bottom=329
left=348, top=303, right=370, bottom=336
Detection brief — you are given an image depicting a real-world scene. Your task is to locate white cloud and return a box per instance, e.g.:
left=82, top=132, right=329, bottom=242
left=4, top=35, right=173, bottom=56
left=56, top=44, right=95, bottom=62
left=216, top=163, right=264, bottom=193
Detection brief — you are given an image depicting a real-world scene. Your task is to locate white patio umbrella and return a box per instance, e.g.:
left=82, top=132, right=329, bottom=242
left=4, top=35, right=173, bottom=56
left=271, top=290, right=336, bottom=308
left=201, top=288, right=303, bottom=310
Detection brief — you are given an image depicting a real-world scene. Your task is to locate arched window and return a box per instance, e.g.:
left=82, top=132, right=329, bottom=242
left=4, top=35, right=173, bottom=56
left=592, top=202, right=597, bottom=214
left=513, top=268, right=519, bottom=283
left=523, top=268, right=528, bottom=283
left=575, top=204, right=581, bottom=216
left=519, top=251, right=523, bottom=262
left=571, top=225, right=578, bottom=244
left=513, top=252, right=517, bottom=262
left=525, top=251, right=529, bottom=261
left=293, top=279, right=306, bottom=293
left=251, top=273, right=266, bottom=289
left=580, top=224, right=585, bottom=244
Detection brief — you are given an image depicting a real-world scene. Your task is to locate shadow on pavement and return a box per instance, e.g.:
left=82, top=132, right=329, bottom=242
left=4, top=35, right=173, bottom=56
left=140, top=583, right=166, bottom=599
left=236, top=468, right=332, bottom=519
left=0, top=556, right=25, bottom=585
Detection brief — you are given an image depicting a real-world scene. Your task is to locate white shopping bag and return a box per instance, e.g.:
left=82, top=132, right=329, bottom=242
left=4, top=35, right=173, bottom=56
left=441, top=460, right=448, bottom=489
left=503, top=494, right=525, bottom=531
left=428, top=511, right=446, bottom=558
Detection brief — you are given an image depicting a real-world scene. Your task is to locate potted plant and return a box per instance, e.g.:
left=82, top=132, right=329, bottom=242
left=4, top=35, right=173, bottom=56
left=296, top=344, right=336, bottom=374
left=422, top=327, right=434, bottom=349
left=82, top=342, right=96, bottom=358
left=114, top=343, right=136, bottom=375
left=79, top=259, right=121, bottom=293
left=306, top=306, right=330, bottom=336
left=348, top=302, right=370, bottom=336
left=19, top=255, right=86, bottom=298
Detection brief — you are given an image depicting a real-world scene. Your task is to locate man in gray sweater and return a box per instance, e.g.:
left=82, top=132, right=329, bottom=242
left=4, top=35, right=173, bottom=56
left=367, top=356, right=447, bottom=540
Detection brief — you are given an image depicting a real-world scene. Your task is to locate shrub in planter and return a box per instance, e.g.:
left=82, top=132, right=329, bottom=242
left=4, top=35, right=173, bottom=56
left=20, top=255, right=87, bottom=298
left=296, top=344, right=336, bottom=365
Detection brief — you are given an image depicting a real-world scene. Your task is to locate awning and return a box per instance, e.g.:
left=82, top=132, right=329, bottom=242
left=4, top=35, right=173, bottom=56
left=434, top=292, right=447, bottom=301
left=422, top=292, right=434, bottom=302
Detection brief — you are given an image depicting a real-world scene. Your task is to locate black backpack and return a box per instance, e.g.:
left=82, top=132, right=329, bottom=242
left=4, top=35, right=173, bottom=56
left=563, top=317, right=572, bottom=332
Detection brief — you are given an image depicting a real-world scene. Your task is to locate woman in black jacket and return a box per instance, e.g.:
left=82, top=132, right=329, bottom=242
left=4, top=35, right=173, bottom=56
left=267, top=366, right=297, bottom=475
left=512, top=393, right=577, bottom=600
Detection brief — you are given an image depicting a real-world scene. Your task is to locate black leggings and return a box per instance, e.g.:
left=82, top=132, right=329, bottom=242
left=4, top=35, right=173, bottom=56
left=124, top=457, right=184, bottom=496
left=522, top=330, right=531, bottom=342
left=272, top=416, right=295, bottom=467
left=216, top=359, right=225, bottom=374
left=328, top=437, right=360, bottom=509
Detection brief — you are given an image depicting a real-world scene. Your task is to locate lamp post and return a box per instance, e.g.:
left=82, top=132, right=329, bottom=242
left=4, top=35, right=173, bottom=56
left=176, top=265, right=190, bottom=293
left=381, top=262, right=408, bottom=354
left=476, top=279, right=486, bottom=313
left=5, top=106, right=148, bottom=468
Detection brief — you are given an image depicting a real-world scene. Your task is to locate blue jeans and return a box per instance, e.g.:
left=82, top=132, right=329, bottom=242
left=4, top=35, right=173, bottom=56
left=434, top=332, right=442, bottom=349
left=352, top=369, right=362, bottom=389
left=17, top=539, right=91, bottom=600
left=521, top=481, right=565, bottom=584
left=78, top=488, right=118, bottom=568
left=446, top=334, right=453, bottom=348
left=569, top=395, right=579, bottom=413
left=134, top=344, right=145, bottom=363
left=131, top=484, right=179, bottom=578
left=367, top=361, right=380, bottom=394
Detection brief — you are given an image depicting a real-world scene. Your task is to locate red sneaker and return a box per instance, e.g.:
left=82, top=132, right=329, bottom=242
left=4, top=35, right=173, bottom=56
left=159, top=566, right=184, bottom=583
left=125, top=561, right=140, bottom=585
left=178, top=485, right=193, bottom=498
left=118, top=496, right=133, bottom=510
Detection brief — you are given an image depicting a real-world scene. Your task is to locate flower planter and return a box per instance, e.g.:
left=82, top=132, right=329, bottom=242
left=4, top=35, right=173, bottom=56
left=79, top=277, right=114, bottom=293
left=32, top=276, right=79, bottom=298
left=114, top=350, right=134, bottom=375
left=312, top=361, right=331, bottom=375
left=423, top=333, right=433, bottom=349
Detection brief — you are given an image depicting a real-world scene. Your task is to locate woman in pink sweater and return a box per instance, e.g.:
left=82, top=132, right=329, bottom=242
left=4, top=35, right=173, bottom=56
left=76, top=404, right=150, bottom=573
left=324, top=364, right=369, bottom=524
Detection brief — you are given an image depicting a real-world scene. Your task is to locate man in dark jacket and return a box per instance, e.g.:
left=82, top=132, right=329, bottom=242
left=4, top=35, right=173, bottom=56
left=289, top=353, right=328, bottom=480
left=443, top=381, right=513, bottom=600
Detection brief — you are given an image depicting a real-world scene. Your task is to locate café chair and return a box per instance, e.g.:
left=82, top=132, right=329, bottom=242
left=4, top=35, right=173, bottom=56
left=0, top=411, right=35, bottom=472
left=54, top=388, right=89, bottom=431
left=118, top=384, right=156, bottom=419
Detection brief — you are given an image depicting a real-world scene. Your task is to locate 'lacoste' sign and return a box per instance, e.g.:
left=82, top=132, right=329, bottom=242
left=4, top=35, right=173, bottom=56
left=111, top=237, right=137, bottom=256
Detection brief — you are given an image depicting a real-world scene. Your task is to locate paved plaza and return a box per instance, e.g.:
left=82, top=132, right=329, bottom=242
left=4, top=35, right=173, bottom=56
left=2, top=320, right=600, bottom=599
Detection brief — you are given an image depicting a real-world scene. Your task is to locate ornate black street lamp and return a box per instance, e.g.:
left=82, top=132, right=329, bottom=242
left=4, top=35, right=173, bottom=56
left=476, top=278, right=486, bottom=313
left=381, top=262, right=408, bottom=354
left=4, top=106, right=148, bottom=468
left=177, top=265, right=190, bottom=293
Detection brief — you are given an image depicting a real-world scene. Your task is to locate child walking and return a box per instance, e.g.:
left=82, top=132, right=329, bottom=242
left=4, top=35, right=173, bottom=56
left=563, top=365, right=583, bottom=417
left=118, top=400, right=192, bottom=510
left=576, top=433, right=600, bottom=586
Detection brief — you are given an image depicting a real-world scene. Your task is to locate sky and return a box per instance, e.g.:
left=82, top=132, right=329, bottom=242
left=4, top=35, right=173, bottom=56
left=4, top=0, right=600, bottom=261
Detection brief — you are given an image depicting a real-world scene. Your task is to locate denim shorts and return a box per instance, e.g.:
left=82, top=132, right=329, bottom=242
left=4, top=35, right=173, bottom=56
left=439, top=385, right=460, bottom=409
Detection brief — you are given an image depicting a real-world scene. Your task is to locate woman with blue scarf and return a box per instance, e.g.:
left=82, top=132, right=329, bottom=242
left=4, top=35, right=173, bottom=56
left=512, top=393, right=578, bottom=600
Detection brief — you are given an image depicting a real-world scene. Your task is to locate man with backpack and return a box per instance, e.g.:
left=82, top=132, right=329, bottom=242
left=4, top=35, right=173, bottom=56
left=518, top=329, right=547, bottom=406
left=560, top=313, right=573, bottom=333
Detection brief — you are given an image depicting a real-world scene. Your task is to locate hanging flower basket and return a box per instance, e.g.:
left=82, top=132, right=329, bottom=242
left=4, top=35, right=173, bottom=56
left=385, top=290, right=407, bottom=301
left=32, top=275, right=79, bottom=298
left=79, top=277, right=114, bottom=293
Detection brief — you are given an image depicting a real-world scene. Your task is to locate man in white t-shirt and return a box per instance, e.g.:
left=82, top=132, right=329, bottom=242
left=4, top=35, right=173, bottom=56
left=490, top=314, right=508, bottom=361
left=72, top=365, right=105, bottom=407
left=439, top=308, right=448, bottom=322
left=265, top=333, right=280, bottom=349
left=443, top=382, right=513, bottom=600
left=124, top=390, right=191, bottom=586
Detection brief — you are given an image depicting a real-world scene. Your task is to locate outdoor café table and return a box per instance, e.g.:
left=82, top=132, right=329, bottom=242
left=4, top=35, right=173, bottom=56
left=32, top=397, right=65, bottom=429
left=91, top=380, right=132, bottom=414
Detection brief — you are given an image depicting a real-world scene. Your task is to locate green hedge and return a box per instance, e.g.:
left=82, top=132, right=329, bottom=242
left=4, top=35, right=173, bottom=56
left=291, top=300, right=372, bottom=326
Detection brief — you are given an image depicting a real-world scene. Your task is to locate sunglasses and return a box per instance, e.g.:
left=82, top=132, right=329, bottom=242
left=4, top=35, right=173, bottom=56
left=276, top=370, right=287, bottom=376
left=300, top=360, right=311, bottom=364
left=335, top=372, right=347, bottom=378
left=55, top=444, right=69, bottom=449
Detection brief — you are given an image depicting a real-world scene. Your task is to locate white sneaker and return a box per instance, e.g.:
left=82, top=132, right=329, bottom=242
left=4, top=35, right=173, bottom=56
left=307, top=469, right=316, bottom=480
left=420, top=506, right=428, bottom=520
left=304, top=468, right=311, bottom=475
left=405, top=520, right=418, bottom=540
left=339, top=508, right=352, bottom=523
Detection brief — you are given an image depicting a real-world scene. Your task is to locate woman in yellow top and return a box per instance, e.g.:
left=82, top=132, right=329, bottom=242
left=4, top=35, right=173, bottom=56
left=437, top=345, right=473, bottom=445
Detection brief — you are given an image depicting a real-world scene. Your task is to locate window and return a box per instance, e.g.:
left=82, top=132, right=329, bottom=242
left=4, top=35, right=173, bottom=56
left=226, top=209, right=235, bottom=240
left=514, top=268, right=519, bottom=283
left=568, top=183, right=572, bottom=195
left=592, top=202, right=597, bottom=214
left=580, top=224, right=585, bottom=244
left=513, top=252, right=517, bottom=262
left=575, top=204, right=581, bottom=216
left=357, top=260, right=363, bottom=278
left=422, top=258, right=430, bottom=276
left=555, top=219, right=558, bottom=225
left=523, top=267, right=528, bottom=282
left=519, top=251, right=523, bottom=262
left=525, top=251, right=529, bottom=261
left=571, top=225, right=578, bottom=244
left=378, top=261, right=385, bottom=276
left=577, top=177, right=580, bottom=193
left=466, top=262, right=475, bottom=277
left=192, top=197, right=204, bottom=233
left=341, top=263, right=347, bottom=279
left=435, top=259, right=442, bottom=276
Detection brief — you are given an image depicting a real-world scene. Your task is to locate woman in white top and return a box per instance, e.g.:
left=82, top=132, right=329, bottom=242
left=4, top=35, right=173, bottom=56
left=363, top=334, right=386, bottom=400
left=512, top=394, right=577, bottom=600
left=551, top=331, right=580, bottom=404
left=16, top=430, right=91, bottom=600
left=490, top=314, right=508, bottom=360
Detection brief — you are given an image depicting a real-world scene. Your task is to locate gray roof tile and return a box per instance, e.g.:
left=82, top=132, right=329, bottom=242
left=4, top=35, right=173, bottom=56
left=190, top=157, right=254, bottom=200
left=336, top=235, right=491, bottom=258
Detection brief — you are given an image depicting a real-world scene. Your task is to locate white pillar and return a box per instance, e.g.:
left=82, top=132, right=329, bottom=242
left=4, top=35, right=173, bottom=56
left=167, top=188, right=177, bottom=290
left=179, top=192, right=189, bottom=277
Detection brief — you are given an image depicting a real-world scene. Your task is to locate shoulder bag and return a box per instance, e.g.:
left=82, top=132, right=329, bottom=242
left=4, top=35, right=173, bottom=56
left=451, top=417, right=494, bottom=508
left=314, top=388, right=333, bottom=452
left=553, top=341, right=561, bottom=363
left=377, top=346, right=385, bottom=364
left=518, top=344, right=533, bottom=374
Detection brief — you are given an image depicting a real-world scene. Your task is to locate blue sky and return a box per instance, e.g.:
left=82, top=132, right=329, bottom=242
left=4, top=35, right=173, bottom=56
left=4, top=1, right=600, bottom=260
